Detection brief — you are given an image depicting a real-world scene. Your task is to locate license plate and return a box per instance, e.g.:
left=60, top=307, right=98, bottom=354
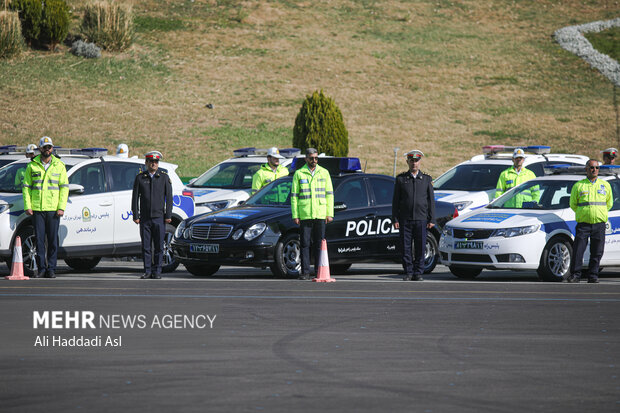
left=190, top=244, right=219, bottom=253
left=455, top=241, right=483, bottom=250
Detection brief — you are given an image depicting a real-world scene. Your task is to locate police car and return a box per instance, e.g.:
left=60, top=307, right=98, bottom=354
left=439, top=165, right=620, bottom=281
left=433, top=145, right=589, bottom=214
left=172, top=157, right=457, bottom=278
left=183, top=147, right=299, bottom=215
left=0, top=148, right=195, bottom=275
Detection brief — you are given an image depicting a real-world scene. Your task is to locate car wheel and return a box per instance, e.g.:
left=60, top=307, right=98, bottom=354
left=449, top=265, right=482, bottom=279
left=185, top=263, right=220, bottom=277
left=6, top=226, right=37, bottom=277
left=537, top=236, right=572, bottom=282
left=271, top=233, right=301, bottom=278
left=330, top=264, right=351, bottom=274
left=161, top=223, right=180, bottom=273
left=64, top=257, right=101, bottom=271
left=422, top=234, right=439, bottom=274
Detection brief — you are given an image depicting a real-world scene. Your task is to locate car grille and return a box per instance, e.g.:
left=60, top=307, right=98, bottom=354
left=451, top=253, right=493, bottom=263
left=452, top=229, right=493, bottom=240
left=191, top=224, right=233, bottom=240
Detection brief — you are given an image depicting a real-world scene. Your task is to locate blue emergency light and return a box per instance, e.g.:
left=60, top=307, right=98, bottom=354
left=233, top=147, right=256, bottom=157
left=483, top=144, right=551, bottom=156
left=233, top=147, right=301, bottom=158
left=0, top=145, right=18, bottom=154
left=291, top=157, right=362, bottom=175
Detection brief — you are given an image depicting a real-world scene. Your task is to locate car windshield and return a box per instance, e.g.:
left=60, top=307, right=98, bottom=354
left=488, top=179, right=575, bottom=210
left=434, top=164, right=508, bottom=191
left=188, top=161, right=262, bottom=189
left=246, top=178, right=293, bottom=206
left=0, top=162, right=74, bottom=193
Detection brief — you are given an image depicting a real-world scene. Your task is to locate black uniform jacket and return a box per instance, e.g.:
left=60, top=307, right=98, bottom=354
left=131, top=170, right=173, bottom=220
left=392, top=170, right=436, bottom=224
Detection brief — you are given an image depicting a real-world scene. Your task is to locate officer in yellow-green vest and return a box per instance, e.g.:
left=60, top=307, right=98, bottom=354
left=291, top=148, right=334, bottom=280
left=495, top=148, right=539, bottom=207
left=14, top=143, right=37, bottom=190
left=566, top=159, right=613, bottom=283
left=22, top=137, right=69, bottom=278
left=251, top=147, right=289, bottom=202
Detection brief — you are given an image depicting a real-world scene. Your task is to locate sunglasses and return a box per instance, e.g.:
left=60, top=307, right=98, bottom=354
left=147, top=158, right=160, bottom=163
left=588, top=166, right=600, bottom=170
left=307, top=156, right=319, bottom=161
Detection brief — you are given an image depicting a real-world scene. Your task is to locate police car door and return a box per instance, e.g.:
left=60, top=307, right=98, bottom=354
left=107, top=161, right=143, bottom=254
left=601, top=179, right=620, bottom=265
left=368, top=176, right=400, bottom=258
left=62, top=162, right=114, bottom=254
left=328, top=176, right=374, bottom=259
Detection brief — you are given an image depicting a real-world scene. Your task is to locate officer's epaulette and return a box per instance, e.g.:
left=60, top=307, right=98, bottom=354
left=421, top=170, right=433, bottom=180
left=159, top=170, right=168, bottom=175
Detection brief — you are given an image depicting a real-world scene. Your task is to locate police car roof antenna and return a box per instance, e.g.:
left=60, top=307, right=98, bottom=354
left=393, top=147, right=399, bottom=177
left=363, top=159, right=367, bottom=173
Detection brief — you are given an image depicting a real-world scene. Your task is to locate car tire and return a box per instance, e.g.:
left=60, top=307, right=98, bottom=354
left=330, top=264, right=351, bottom=274
left=449, top=265, right=482, bottom=279
left=422, top=234, right=439, bottom=274
left=6, top=225, right=37, bottom=276
left=271, top=233, right=301, bottom=278
left=64, top=257, right=101, bottom=271
left=161, top=223, right=180, bottom=273
left=185, top=263, right=220, bottom=277
left=537, top=236, right=572, bottom=282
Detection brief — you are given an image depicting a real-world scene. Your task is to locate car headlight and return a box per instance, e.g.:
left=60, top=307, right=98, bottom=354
left=174, top=221, right=186, bottom=238
left=442, top=227, right=453, bottom=237
left=232, top=229, right=244, bottom=240
left=244, top=223, right=267, bottom=241
left=202, top=200, right=234, bottom=211
left=491, top=224, right=539, bottom=238
left=453, top=201, right=473, bottom=211
left=0, top=204, right=11, bottom=214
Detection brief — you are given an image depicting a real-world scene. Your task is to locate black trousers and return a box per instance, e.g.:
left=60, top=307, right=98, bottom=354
left=33, top=211, right=60, bottom=274
left=570, top=222, right=606, bottom=280
left=300, top=219, right=325, bottom=276
left=399, top=219, right=427, bottom=276
left=140, top=217, right=165, bottom=275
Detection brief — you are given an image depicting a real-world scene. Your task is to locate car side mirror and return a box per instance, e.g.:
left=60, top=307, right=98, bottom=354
left=188, top=178, right=197, bottom=185
left=238, top=200, right=245, bottom=205
left=68, top=184, right=84, bottom=194
left=334, top=202, right=347, bottom=211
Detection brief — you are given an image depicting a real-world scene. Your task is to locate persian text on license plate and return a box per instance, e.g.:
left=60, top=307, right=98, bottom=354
left=454, top=241, right=483, bottom=250
left=190, top=244, right=219, bottom=253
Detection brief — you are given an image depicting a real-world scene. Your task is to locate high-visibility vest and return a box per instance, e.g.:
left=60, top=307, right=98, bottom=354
left=570, top=178, right=612, bottom=224
left=22, top=155, right=69, bottom=211
left=291, top=164, right=334, bottom=220
left=251, top=163, right=289, bottom=195
left=495, top=166, right=538, bottom=207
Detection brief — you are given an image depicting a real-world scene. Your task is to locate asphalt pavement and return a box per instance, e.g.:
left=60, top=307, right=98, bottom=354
left=1, top=261, right=620, bottom=412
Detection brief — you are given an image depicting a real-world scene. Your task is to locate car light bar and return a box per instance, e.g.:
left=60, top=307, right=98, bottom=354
left=482, top=145, right=551, bottom=155
left=0, top=145, right=19, bottom=154
left=54, top=147, right=109, bottom=157
left=233, top=147, right=301, bottom=158
left=545, top=164, right=620, bottom=175
left=292, top=157, right=363, bottom=174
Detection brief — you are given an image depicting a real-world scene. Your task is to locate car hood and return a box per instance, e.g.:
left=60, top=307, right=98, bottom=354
left=446, top=208, right=573, bottom=229
left=186, top=188, right=250, bottom=203
left=186, top=205, right=289, bottom=226
left=434, top=190, right=494, bottom=206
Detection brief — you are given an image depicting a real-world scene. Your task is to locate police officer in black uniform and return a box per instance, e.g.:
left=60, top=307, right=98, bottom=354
left=131, top=151, right=173, bottom=279
left=392, top=149, right=435, bottom=281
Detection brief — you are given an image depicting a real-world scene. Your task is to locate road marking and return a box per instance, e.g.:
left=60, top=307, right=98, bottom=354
left=2, top=292, right=620, bottom=302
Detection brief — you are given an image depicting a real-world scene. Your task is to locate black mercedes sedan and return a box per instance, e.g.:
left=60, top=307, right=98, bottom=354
left=172, top=173, right=456, bottom=278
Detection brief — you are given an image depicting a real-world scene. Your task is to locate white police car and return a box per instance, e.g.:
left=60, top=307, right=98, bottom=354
left=439, top=165, right=620, bottom=281
left=0, top=148, right=195, bottom=275
left=433, top=145, right=589, bottom=214
left=183, top=147, right=299, bottom=215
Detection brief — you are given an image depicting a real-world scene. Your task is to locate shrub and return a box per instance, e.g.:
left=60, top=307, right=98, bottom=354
left=81, top=1, right=134, bottom=51
left=0, top=10, right=23, bottom=58
left=9, top=0, right=42, bottom=46
left=40, top=0, right=70, bottom=51
left=293, top=90, right=349, bottom=156
left=70, top=39, right=101, bottom=58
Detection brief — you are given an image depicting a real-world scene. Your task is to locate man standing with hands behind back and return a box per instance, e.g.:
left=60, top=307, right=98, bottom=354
left=392, top=149, right=435, bottom=281
left=132, top=151, right=173, bottom=279
left=22, top=136, right=69, bottom=278
left=291, top=148, right=334, bottom=280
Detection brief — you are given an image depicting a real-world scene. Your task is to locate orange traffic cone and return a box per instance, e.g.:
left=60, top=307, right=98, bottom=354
left=313, top=239, right=335, bottom=283
left=5, top=236, right=29, bottom=280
